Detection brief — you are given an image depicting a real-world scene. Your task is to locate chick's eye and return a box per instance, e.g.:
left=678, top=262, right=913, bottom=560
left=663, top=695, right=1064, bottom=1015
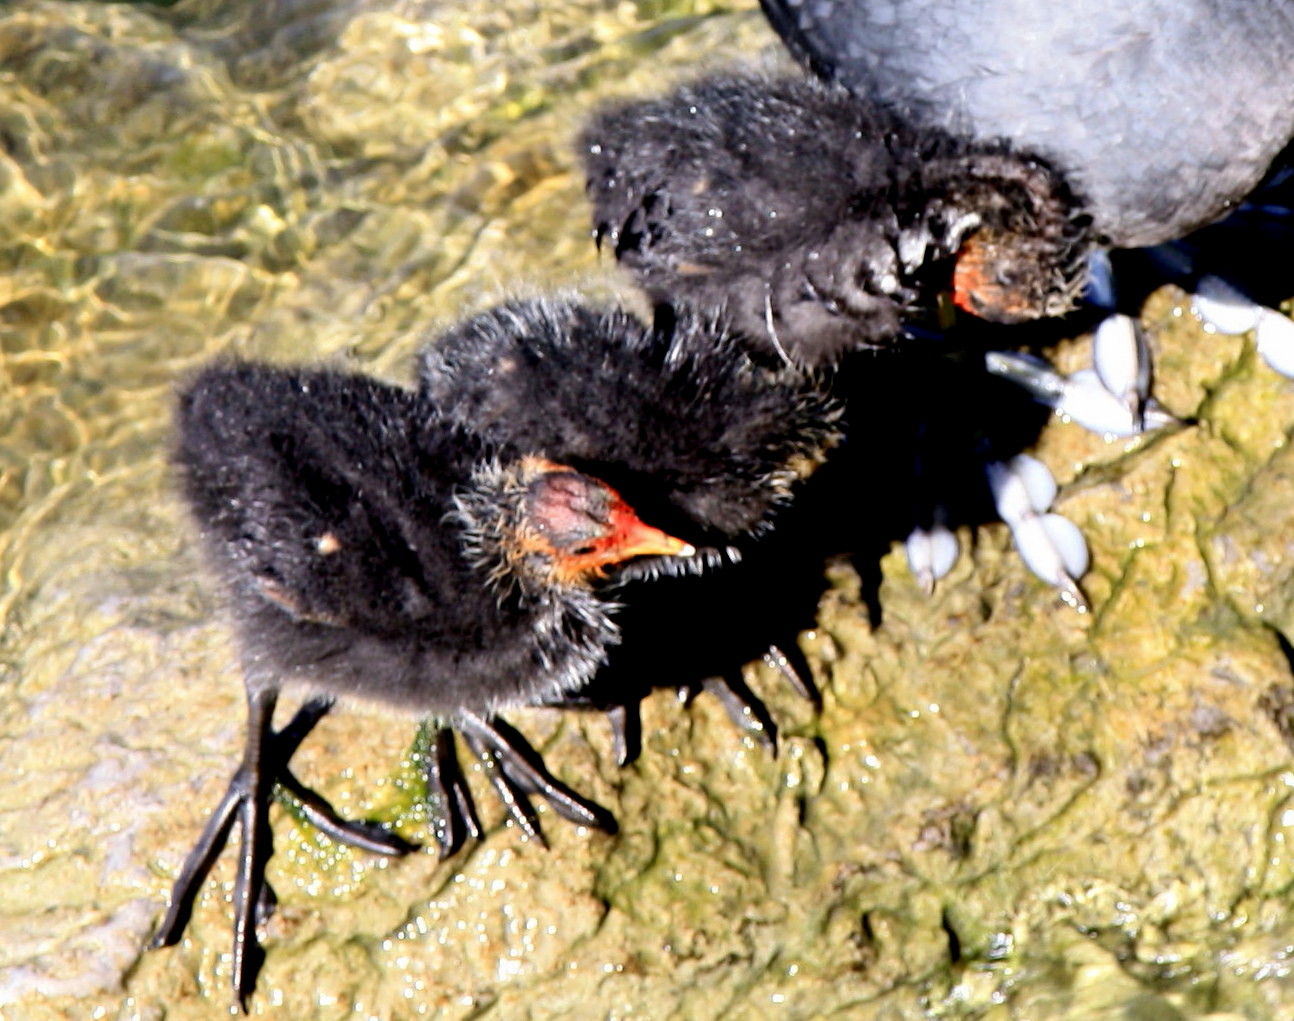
left=571, top=543, right=597, bottom=556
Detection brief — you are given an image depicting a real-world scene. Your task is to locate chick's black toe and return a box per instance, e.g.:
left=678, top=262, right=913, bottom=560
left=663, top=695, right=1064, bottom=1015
left=418, top=723, right=483, bottom=859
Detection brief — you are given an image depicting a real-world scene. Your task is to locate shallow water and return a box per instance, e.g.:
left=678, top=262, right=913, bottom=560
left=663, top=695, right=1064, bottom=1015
left=3, top=1, right=1294, bottom=1018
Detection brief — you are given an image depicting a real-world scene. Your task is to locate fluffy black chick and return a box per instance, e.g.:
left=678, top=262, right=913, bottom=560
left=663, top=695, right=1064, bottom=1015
left=419, top=297, right=842, bottom=755
left=152, top=362, right=695, bottom=1007
left=581, top=70, right=1092, bottom=366
left=757, top=0, right=1294, bottom=251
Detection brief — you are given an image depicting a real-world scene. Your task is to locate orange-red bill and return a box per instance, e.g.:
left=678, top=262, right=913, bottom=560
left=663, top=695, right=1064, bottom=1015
left=605, top=501, right=696, bottom=562
left=522, top=459, right=696, bottom=581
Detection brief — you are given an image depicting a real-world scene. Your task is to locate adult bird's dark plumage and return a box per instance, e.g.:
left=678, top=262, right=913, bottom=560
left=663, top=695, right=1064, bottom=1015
left=151, top=362, right=696, bottom=1007
left=419, top=297, right=843, bottom=754
left=581, top=71, right=1093, bottom=366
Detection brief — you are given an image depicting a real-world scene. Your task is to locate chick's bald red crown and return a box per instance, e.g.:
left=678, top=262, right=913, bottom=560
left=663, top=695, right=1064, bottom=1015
left=519, top=457, right=695, bottom=583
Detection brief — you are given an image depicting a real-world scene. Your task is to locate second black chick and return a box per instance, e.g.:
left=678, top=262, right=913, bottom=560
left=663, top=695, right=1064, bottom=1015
left=581, top=70, right=1093, bottom=366
left=419, top=297, right=843, bottom=755
left=151, top=363, right=695, bottom=1006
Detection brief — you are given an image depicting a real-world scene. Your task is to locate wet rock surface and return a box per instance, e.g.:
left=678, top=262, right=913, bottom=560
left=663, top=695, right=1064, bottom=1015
left=2, top=1, right=1294, bottom=1018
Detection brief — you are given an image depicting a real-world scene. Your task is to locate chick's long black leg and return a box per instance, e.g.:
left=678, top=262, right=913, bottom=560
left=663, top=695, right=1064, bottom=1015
left=538, top=689, right=644, bottom=767
left=152, top=691, right=416, bottom=1008
left=458, top=712, right=618, bottom=844
left=228, top=688, right=276, bottom=1009
left=150, top=685, right=282, bottom=1008
left=543, top=643, right=818, bottom=768
left=417, top=723, right=482, bottom=859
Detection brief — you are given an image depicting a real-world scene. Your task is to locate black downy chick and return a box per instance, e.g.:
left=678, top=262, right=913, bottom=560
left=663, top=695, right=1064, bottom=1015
left=581, top=70, right=1093, bottom=366
left=152, top=363, right=695, bottom=1007
left=419, top=297, right=842, bottom=760
left=756, top=0, right=1294, bottom=421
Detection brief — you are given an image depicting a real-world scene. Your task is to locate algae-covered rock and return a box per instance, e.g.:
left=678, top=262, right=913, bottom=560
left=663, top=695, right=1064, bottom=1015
left=2, top=1, right=1294, bottom=1019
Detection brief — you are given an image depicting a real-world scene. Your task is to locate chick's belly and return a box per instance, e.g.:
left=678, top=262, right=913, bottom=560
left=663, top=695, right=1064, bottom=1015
left=258, top=620, right=572, bottom=722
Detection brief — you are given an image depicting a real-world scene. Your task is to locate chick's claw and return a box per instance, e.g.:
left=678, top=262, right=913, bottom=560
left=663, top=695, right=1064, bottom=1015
left=603, top=702, right=640, bottom=768
left=700, top=672, right=780, bottom=753
left=763, top=642, right=821, bottom=709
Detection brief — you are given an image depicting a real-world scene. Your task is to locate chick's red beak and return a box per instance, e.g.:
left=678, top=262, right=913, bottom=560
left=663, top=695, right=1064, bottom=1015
left=600, top=495, right=696, bottom=564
